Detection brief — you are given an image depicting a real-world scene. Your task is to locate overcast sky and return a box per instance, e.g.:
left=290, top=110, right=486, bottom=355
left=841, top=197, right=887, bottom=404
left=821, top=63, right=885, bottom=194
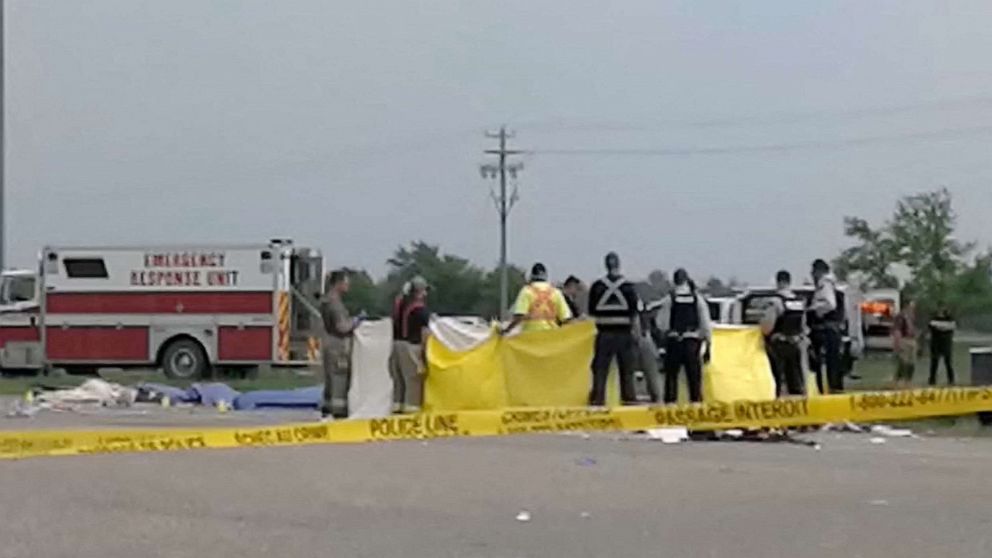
left=8, top=0, right=992, bottom=284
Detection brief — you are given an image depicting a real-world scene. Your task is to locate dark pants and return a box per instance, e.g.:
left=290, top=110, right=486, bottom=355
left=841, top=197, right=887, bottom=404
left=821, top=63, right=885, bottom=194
left=590, top=330, right=637, bottom=406
left=809, top=327, right=843, bottom=394
left=664, top=338, right=703, bottom=403
left=929, top=340, right=955, bottom=385
left=767, top=339, right=805, bottom=397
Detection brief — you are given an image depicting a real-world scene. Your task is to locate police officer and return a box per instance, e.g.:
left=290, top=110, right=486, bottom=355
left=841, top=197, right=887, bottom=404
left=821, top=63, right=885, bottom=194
left=587, top=252, right=641, bottom=406
left=928, top=302, right=956, bottom=385
left=320, top=269, right=360, bottom=420
left=760, top=270, right=806, bottom=397
left=656, top=269, right=711, bottom=403
left=808, top=259, right=843, bottom=394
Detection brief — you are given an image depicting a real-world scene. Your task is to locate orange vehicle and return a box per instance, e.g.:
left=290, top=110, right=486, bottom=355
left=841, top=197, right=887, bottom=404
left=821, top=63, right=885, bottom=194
left=861, top=288, right=900, bottom=351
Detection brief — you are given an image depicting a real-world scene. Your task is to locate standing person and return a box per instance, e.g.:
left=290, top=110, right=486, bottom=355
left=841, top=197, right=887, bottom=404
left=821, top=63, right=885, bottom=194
left=637, top=303, right=662, bottom=403
left=760, top=270, right=806, bottom=397
left=892, top=300, right=918, bottom=388
left=808, top=259, right=843, bottom=394
left=657, top=269, right=712, bottom=403
left=502, top=263, right=572, bottom=334
left=388, top=281, right=411, bottom=414
left=561, top=275, right=584, bottom=318
left=320, top=270, right=359, bottom=420
left=587, top=252, right=641, bottom=406
left=928, top=303, right=957, bottom=385
left=396, top=277, right=431, bottom=413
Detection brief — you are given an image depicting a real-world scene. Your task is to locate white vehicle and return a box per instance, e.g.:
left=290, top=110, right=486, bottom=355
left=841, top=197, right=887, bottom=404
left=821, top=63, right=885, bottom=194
left=0, top=239, right=323, bottom=378
left=861, top=288, right=900, bottom=351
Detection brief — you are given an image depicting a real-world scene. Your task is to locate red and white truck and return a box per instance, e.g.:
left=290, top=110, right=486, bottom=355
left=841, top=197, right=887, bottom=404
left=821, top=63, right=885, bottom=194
left=0, top=240, right=324, bottom=378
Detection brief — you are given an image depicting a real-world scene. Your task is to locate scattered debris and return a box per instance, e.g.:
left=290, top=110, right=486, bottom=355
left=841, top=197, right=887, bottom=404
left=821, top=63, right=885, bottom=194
left=868, top=499, right=890, bottom=506
left=575, top=457, right=598, bottom=466
left=580, top=512, right=591, bottom=519
left=6, top=402, right=39, bottom=418
left=869, top=437, right=887, bottom=445
left=813, top=444, right=822, bottom=451
left=515, top=510, right=531, bottom=523
left=647, top=427, right=689, bottom=444
left=870, top=425, right=916, bottom=438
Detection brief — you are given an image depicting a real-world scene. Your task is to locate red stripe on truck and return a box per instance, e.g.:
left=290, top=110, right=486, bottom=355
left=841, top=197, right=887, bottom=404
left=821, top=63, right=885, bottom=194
left=46, top=292, right=272, bottom=314
left=0, top=327, right=40, bottom=348
left=46, top=327, right=149, bottom=361
left=218, top=327, right=272, bottom=361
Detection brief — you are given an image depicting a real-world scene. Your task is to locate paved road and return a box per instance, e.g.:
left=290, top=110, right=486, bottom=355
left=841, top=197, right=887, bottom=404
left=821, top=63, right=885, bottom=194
left=3, top=429, right=992, bottom=558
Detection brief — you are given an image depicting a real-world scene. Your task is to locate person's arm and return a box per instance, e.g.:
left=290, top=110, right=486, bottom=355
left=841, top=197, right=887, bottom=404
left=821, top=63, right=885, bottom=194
left=759, top=299, right=781, bottom=336
left=697, top=295, right=713, bottom=342
left=627, top=287, right=643, bottom=337
left=810, top=280, right=837, bottom=317
left=654, top=297, right=672, bottom=336
left=892, top=315, right=904, bottom=351
left=502, top=289, right=529, bottom=334
left=555, top=290, right=574, bottom=325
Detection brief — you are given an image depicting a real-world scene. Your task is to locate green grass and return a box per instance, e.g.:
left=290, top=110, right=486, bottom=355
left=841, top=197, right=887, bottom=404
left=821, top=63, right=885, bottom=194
left=851, top=342, right=990, bottom=435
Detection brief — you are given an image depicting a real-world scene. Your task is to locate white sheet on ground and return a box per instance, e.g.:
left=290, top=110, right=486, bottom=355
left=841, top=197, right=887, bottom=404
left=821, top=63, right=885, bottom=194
left=348, top=319, right=394, bottom=418
left=37, top=379, right=136, bottom=407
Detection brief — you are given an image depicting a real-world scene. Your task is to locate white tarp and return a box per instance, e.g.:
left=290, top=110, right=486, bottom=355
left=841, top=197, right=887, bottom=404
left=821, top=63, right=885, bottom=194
left=348, top=319, right=394, bottom=418
left=429, top=316, right=494, bottom=352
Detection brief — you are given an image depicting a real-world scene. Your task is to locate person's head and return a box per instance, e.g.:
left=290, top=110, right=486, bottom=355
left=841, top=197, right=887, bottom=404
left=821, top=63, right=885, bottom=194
left=327, top=269, right=350, bottom=294
left=673, top=268, right=690, bottom=287
left=409, top=275, right=429, bottom=300
left=530, top=263, right=548, bottom=283
left=775, top=270, right=792, bottom=290
left=811, top=259, right=830, bottom=281
left=562, top=275, right=581, bottom=297
left=604, top=252, right=621, bottom=275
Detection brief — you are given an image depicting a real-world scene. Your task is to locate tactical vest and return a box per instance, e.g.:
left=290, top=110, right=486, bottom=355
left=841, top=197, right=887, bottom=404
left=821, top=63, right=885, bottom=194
left=670, top=292, right=700, bottom=334
left=774, top=294, right=805, bottom=337
left=592, top=276, right=633, bottom=326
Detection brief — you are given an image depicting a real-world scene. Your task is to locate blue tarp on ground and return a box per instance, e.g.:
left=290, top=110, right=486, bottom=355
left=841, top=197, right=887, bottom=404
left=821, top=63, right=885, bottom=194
left=233, top=386, right=323, bottom=411
left=189, top=383, right=242, bottom=407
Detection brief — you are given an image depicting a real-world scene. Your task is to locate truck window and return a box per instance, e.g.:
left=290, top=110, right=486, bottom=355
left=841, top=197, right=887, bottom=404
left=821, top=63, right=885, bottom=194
left=1, top=276, right=36, bottom=304
left=63, top=258, right=109, bottom=279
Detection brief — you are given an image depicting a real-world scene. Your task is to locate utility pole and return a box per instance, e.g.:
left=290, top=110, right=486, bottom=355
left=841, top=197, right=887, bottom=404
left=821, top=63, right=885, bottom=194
left=481, top=126, right=523, bottom=319
left=1, top=0, right=6, bottom=270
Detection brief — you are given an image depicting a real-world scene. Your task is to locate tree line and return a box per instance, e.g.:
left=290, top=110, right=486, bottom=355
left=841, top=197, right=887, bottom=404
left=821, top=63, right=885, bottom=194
left=834, top=187, right=992, bottom=330
left=337, top=188, right=992, bottom=332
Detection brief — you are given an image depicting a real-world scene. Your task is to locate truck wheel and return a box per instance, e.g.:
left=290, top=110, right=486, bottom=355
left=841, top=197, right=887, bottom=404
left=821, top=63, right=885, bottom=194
left=162, top=339, right=209, bottom=380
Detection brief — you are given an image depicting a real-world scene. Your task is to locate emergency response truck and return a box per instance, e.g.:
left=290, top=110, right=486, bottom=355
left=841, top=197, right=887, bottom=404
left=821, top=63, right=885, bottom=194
left=0, top=240, right=323, bottom=378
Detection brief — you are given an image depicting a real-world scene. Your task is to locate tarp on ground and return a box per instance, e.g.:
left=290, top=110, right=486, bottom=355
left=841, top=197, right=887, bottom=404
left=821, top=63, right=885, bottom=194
left=232, top=386, right=322, bottom=410
left=425, top=322, right=775, bottom=411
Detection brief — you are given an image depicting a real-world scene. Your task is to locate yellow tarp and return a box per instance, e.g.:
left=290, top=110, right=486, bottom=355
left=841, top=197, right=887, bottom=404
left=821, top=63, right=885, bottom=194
left=425, top=322, right=775, bottom=411
left=702, top=327, right=776, bottom=403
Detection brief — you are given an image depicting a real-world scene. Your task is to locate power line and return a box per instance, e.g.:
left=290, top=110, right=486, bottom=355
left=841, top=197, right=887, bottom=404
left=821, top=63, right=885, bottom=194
left=517, top=94, right=992, bottom=132
left=480, top=126, right=524, bottom=319
left=527, top=123, right=992, bottom=157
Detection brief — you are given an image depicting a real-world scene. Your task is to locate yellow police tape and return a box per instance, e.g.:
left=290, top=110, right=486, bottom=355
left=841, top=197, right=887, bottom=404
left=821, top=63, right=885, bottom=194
left=2, top=386, right=991, bottom=460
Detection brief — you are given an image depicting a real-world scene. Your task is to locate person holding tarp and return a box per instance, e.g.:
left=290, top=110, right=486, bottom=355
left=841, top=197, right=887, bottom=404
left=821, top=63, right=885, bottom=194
left=656, top=269, right=712, bottom=404
left=588, top=252, right=641, bottom=406
left=395, top=276, right=431, bottom=413
left=388, top=280, right=412, bottom=414
left=760, top=270, right=806, bottom=397
left=502, top=263, right=573, bottom=334
left=892, top=299, right=918, bottom=388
